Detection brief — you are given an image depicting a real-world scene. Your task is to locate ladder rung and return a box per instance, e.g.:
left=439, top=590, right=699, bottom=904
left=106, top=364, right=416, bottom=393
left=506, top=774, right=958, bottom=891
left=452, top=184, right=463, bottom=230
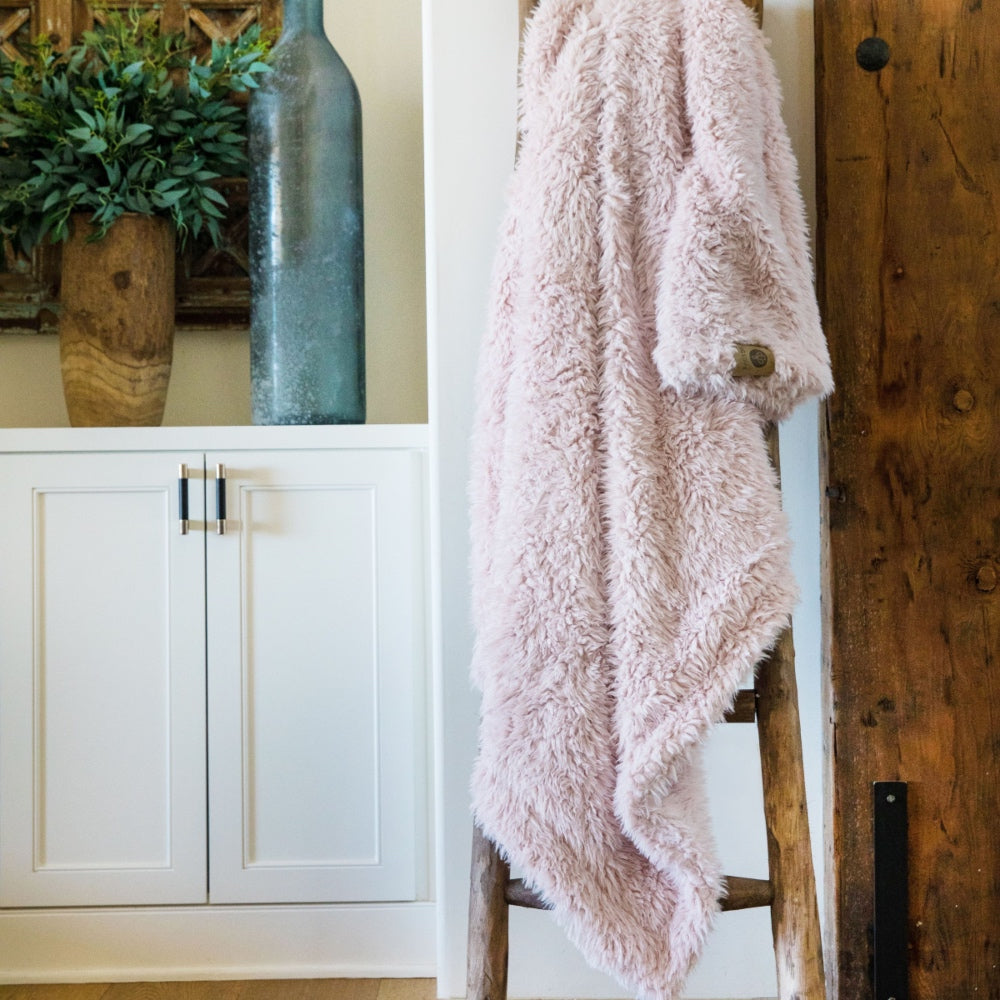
left=719, top=875, right=774, bottom=911
left=723, top=687, right=757, bottom=723
left=506, top=878, right=551, bottom=909
left=505, top=874, right=773, bottom=912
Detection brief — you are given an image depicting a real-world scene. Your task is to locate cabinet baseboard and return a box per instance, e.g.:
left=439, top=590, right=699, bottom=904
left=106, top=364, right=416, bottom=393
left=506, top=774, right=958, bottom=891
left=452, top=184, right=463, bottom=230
left=0, top=902, right=435, bottom=983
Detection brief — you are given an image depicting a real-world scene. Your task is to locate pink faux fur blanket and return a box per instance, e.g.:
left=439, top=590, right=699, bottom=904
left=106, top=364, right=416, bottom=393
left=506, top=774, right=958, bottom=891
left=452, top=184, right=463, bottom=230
left=468, top=0, right=832, bottom=997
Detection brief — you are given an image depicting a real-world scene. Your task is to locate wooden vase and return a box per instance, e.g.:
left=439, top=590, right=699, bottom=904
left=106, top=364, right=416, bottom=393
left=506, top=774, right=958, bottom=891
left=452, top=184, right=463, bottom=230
left=59, top=213, right=176, bottom=427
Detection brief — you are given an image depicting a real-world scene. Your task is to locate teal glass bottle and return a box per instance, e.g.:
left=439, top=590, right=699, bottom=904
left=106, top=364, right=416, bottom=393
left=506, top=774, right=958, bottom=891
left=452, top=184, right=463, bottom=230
left=248, top=0, right=365, bottom=424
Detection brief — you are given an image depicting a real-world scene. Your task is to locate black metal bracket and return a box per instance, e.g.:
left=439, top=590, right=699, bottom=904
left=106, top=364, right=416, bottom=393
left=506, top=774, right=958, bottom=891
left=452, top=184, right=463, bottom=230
left=873, top=781, right=909, bottom=1000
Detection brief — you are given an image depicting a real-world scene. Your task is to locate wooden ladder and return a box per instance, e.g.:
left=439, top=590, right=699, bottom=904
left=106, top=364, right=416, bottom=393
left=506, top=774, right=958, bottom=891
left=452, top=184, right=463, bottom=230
left=467, top=3, right=825, bottom=995
left=466, top=419, right=827, bottom=999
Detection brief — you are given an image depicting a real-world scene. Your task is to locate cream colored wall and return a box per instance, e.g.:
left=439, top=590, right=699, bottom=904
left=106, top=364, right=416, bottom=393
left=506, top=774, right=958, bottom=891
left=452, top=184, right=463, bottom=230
left=0, top=0, right=426, bottom=429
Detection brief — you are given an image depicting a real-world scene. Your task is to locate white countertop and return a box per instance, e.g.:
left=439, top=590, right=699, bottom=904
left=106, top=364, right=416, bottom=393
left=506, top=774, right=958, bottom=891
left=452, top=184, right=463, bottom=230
left=0, top=422, right=429, bottom=453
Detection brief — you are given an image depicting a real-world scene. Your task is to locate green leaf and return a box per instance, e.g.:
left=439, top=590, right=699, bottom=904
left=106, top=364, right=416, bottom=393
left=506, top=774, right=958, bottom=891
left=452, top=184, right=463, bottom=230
left=122, top=122, right=153, bottom=143
left=201, top=185, right=227, bottom=206
left=152, top=187, right=185, bottom=206
left=126, top=190, right=152, bottom=213
left=198, top=198, right=225, bottom=219
left=0, top=8, right=273, bottom=253
left=77, top=136, right=109, bottom=155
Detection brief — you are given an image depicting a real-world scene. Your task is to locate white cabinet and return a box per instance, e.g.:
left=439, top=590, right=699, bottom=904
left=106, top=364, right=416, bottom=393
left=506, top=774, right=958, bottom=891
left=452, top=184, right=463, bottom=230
left=0, top=451, right=207, bottom=907
left=207, top=448, right=424, bottom=904
left=0, top=432, right=427, bottom=911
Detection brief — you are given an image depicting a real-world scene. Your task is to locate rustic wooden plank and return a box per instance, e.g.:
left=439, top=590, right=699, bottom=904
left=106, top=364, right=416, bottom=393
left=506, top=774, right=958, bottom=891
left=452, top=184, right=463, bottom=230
left=816, top=0, right=1000, bottom=993
left=756, top=624, right=827, bottom=999
left=759, top=423, right=826, bottom=1000
left=158, top=0, right=187, bottom=37
left=505, top=871, right=775, bottom=913
left=467, top=826, right=510, bottom=1000
left=34, top=0, right=73, bottom=47
left=0, top=985, right=428, bottom=1000
left=98, top=986, right=240, bottom=1000
left=0, top=6, right=30, bottom=60
left=723, top=687, right=758, bottom=723
left=236, top=981, right=379, bottom=1000
left=0, top=988, right=111, bottom=1000
left=517, top=0, right=536, bottom=38
left=721, top=876, right=774, bottom=912
left=505, top=877, right=550, bottom=910
left=372, top=982, right=436, bottom=1000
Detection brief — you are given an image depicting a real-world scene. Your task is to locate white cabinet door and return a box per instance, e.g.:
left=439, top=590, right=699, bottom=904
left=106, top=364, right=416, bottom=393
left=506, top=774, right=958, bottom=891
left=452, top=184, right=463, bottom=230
left=0, top=452, right=208, bottom=906
left=206, top=449, right=426, bottom=903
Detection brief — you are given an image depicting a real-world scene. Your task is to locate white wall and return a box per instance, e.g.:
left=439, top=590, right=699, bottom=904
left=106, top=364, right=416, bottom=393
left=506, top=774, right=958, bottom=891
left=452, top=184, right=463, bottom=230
left=424, top=0, right=824, bottom=997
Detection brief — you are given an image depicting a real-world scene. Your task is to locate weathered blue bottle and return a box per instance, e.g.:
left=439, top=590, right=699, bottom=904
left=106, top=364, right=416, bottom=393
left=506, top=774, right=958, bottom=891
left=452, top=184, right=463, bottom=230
left=248, top=0, right=365, bottom=424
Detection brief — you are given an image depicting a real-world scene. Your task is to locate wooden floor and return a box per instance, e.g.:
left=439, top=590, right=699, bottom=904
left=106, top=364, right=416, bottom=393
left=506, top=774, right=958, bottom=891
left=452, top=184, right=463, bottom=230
left=0, top=981, right=437, bottom=1000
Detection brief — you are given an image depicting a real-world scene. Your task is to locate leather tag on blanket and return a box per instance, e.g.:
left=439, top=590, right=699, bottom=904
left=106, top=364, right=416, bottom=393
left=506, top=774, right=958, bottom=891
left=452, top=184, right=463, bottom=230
left=731, top=343, right=776, bottom=377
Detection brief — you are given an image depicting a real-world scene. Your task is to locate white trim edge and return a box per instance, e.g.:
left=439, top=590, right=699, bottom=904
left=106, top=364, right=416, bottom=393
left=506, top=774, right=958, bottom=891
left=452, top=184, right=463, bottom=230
left=0, top=902, right=436, bottom=983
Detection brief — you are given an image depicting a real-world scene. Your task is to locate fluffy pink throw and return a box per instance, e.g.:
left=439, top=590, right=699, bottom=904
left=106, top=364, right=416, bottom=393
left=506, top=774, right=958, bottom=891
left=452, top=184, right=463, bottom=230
left=468, top=0, right=833, bottom=996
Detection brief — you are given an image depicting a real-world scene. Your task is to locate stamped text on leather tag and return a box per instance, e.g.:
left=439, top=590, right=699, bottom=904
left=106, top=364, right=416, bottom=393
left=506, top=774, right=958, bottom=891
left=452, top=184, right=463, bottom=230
left=731, top=343, right=776, bottom=378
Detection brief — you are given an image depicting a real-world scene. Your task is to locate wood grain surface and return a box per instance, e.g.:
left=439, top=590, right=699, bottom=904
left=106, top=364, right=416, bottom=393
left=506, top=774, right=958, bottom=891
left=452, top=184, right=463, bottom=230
left=816, top=0, right=1000, bottom=994
left=755, top=624, right=827, bottom=999
left=0, top=984, right=435, bottom=1000
left=58, top=213, right=175, bottom=426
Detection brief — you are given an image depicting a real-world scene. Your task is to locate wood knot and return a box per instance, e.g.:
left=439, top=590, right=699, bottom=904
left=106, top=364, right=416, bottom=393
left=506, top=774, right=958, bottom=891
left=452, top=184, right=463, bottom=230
left=975, top=564, right=997, bottom=593
left=952, top=388, right=975, bottom=412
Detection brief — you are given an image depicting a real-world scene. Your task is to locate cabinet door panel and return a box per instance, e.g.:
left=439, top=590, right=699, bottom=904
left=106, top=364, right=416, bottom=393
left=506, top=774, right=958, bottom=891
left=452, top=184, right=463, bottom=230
left=207, top=449, right=425, bottom=903
left=0, top=453, right=208, bottom=906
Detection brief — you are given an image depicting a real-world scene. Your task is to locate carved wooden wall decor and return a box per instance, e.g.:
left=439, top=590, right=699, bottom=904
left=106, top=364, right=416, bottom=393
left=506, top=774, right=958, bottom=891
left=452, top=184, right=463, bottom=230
left=0, top=0, right=283, bottom=332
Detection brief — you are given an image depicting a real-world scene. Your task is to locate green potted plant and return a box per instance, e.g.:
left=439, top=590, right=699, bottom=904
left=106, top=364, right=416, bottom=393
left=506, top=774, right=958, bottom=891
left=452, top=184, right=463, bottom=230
left=0, top=8, right=272, bottom=426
